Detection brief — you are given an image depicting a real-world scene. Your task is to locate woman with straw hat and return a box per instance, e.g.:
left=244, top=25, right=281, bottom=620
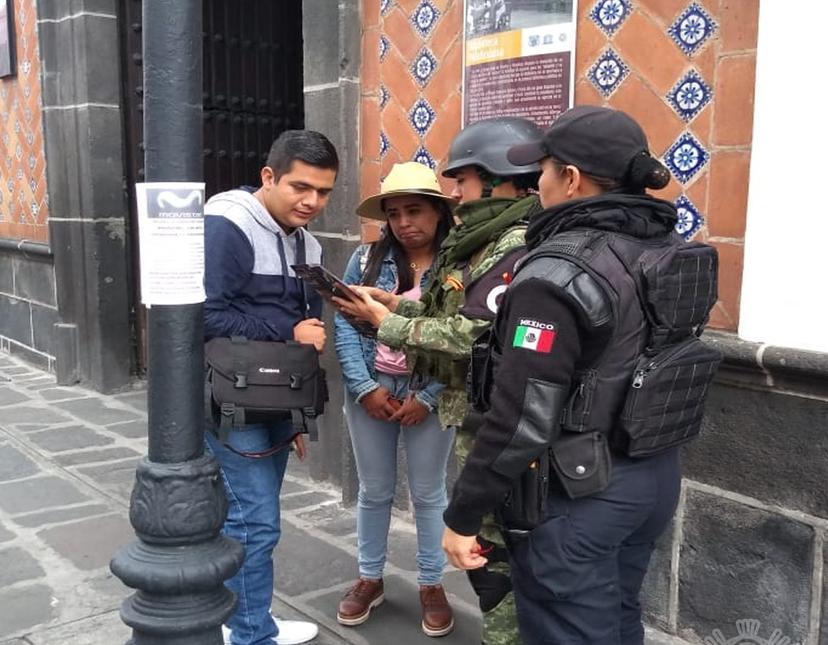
left=334, top=162, right=457, bottom=637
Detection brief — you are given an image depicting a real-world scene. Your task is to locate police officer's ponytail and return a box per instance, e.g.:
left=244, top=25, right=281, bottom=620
left=626, top=151, right=671, bottom=191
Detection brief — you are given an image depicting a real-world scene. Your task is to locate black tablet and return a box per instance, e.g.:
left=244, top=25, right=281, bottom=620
left=292, top=263, right=377, bottom=337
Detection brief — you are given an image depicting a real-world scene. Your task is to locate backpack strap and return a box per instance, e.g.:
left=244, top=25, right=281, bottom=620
left=604, top=241, right=666, bottom=350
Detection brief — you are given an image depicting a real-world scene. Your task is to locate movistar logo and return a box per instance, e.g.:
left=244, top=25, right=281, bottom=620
left=156, top=190, right=203, bottom=209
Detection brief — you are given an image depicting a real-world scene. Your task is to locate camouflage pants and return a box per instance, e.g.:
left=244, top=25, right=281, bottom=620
left=455, top=428, right=521, bottom=645
left=481, top=561, right=520, bottom=645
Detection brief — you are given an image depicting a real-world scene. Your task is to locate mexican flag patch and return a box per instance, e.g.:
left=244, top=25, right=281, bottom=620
left=512, top=320, right=556, bottom=353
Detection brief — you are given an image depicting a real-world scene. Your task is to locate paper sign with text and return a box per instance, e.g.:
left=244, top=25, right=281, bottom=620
left=136, top=182, right=206, bottom=306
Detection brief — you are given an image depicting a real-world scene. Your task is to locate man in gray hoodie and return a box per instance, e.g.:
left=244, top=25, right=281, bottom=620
left=204, top=130, right=338, bottom=645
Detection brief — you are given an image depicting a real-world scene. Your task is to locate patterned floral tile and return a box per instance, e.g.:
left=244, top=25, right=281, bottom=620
left=380, top=131, right=389, bottom=157
left=411, top=48, right=437, bottom=87
left=366, top=0, right=757, bottom=331
left=0, top=0, right=48, bottom=239
left=409, top=98, right=436, bottom=136
left=413, top=146, right=436, bottom=169
left=674, top=194, right=704, bottom=240
left=587, top=48, right=630, bottom=97
left=380, top=35, right=390, bottom=61
left=589, top=0, right=632, bottom=36
left=663, top=132, right=710, bottom=184
left=667, top=69, right=712, bottom=121
left=669, top=2, right=717, bottom=56
left=411, top=0, right=440, bottom=38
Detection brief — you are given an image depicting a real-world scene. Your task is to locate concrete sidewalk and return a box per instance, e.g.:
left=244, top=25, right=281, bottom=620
left=0, top=352, right=684, bottom=645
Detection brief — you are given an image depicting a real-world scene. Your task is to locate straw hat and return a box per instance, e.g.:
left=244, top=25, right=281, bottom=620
left=357, top=162, right=456, bottom=221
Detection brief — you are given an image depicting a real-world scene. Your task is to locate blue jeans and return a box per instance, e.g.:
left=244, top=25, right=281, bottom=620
left=344, top=372, right=455, bottom=585
left=206, top=421, right=295, bottom=645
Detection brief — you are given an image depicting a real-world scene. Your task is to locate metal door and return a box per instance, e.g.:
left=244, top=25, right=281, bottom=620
left=120, top=0, right=305, bottom=372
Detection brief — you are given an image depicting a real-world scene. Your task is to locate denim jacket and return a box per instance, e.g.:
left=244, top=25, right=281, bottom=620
left=334, top=244, right=443, bottom=411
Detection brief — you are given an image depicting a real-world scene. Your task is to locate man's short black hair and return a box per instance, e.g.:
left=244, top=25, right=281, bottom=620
left=266, top=130, right=339, bottom=179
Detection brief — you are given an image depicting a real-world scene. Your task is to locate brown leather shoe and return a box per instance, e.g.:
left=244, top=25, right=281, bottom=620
left=337, top=578, right=384, bottom=626
left=419, top=584, right=454, bottom=637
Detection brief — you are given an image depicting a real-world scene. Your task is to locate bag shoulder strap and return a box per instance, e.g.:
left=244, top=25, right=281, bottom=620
left=295, top=228, right=310, bottom=319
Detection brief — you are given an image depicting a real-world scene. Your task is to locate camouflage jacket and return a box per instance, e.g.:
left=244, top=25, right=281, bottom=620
left=377, top=195, right=540, bottom=426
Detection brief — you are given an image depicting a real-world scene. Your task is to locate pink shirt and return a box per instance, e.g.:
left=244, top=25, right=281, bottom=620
left=374, top=282, right=422, bottom=375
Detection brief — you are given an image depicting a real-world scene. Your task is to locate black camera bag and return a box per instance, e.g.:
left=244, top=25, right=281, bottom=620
left=205, top=336, right=327, bottom=441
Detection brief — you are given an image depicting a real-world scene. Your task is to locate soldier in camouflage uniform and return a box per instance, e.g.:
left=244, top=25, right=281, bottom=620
left=336, top=117, right=543, bottom=645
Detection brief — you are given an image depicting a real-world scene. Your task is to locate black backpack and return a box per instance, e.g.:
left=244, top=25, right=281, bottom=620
left=612, top=239, right=723, bottom=457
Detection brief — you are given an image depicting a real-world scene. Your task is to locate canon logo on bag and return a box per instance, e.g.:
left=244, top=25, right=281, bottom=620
left=258, top=367, right=281, bottom=373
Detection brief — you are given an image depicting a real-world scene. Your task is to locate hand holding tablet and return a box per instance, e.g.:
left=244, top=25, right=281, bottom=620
left=292, top=264, right=378, bottom=337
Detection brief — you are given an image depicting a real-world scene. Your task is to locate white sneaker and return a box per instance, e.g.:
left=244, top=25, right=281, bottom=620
left=221, top=616, right=318, bottom=645
left=273, top=618, right=318, bottom=645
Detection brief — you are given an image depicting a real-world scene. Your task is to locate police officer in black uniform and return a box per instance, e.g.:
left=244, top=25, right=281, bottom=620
left=442, top=105, right=720, bottom=644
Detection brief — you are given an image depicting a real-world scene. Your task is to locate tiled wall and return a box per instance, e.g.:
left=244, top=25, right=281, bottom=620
left=359, top=0, right=759, bottom=331
left=361, top=0, right=465, bottom=241
left=0, top=0, right=48, bottom=243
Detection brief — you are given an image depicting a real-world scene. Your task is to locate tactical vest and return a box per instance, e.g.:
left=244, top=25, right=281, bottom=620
left=518, top=227, right=722, bottom=459
left=406, top=196, right=540, bottom=396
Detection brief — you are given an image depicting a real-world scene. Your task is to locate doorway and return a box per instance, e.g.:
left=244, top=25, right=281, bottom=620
left=119, top=0, right=305, bottom=373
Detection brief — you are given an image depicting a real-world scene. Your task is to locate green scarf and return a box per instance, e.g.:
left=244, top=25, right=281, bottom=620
left=421, top=195, right=540, bottom=315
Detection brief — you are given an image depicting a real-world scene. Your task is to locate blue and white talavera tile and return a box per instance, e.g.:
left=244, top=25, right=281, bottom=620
left=667, top=69, right=712, bottom=122
left=587, top=49, right=630, bottom=97
left=413, top=147, right=437, bottom=169
left=589, top=0, right=632, bottom=36
left=674, top=195, right=704, bottom=240
left=411, top=49, right=437, bottom=87
left=411, top=0, right=440, bottom=38
left=379, top=86, right=390, bottom=109
left=379, top=35, right=389, bottom=61
left=381, top=0, right=392, bottom=16
left=668, top=2, right=717, bottom=56
left=409, top=98, right=436, bottom=137
left=664, top=132, right=710, bottom=184
left=380, top=131, right=389, bottom=158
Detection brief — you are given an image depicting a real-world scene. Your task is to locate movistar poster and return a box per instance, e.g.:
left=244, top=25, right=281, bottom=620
left=136, top=182, right=206, bottom=306
left=463, top=0, right=578, bottom=128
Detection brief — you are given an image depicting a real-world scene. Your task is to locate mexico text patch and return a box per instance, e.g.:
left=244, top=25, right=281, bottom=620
left=512, top=319, right=556, bottom=353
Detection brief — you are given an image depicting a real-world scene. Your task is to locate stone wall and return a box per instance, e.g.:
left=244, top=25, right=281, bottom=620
left=639, top=331, right=828, bottom=643
left=0, top=242, right=56, bottom=370
left=301, top=0, right=363, bottom=494
left=0, top=0, right=57, bottom=368
left=37, top=1, right=132, bottom=391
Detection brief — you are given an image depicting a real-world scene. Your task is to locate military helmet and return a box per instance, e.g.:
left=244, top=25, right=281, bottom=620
left=442, top=116, right=544, bottom=178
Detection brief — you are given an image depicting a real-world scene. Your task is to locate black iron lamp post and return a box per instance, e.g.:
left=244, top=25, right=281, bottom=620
left=110, top=1, right=243, bottom=643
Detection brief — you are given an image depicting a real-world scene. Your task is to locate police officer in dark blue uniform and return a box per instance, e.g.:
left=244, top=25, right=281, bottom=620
left=443, top=106, right=721, bottom=644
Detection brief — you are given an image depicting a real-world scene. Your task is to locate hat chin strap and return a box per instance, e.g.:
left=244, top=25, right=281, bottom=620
left=478, top=169, right=500, bottom=199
